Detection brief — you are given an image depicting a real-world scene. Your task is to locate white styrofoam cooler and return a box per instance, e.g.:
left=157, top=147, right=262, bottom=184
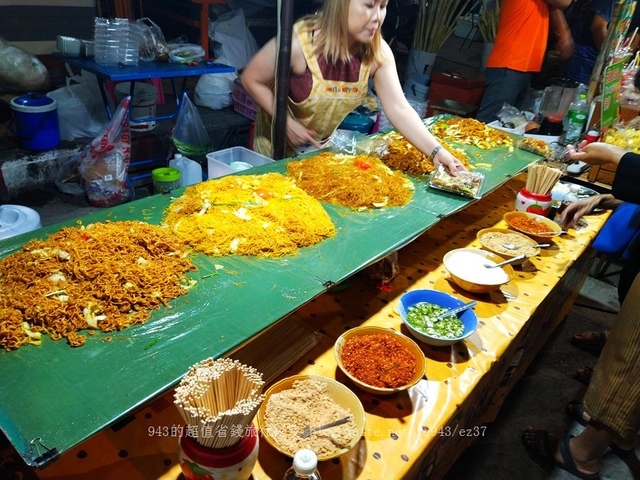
left=206, top=147, right=274, bottom=179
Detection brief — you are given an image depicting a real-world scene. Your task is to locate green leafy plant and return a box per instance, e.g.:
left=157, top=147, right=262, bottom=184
left=411, top=0, right=481, bottom=53
left=478, top=0, right=501, bottom=43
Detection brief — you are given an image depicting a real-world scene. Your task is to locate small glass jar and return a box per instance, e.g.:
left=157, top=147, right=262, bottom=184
left=178, top=423, right=259, bottom=480
left=515, top=188, right=553, bottom=217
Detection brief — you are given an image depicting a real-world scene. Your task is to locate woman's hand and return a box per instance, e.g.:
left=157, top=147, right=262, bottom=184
left=567, top=141, right=626, bottom=167
left=434, top=148, right=468, bottom=176
left=560, top=196, right=601, bottom=229
left=286, top=116, right=322, bottom=150
left=560, top=193, right=618, bottom=229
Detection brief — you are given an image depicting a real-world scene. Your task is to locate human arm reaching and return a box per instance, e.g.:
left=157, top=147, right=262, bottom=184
left=560, top=194, right=620, bottom=229
left=372, top=41, right=467, bottom=175
left=567, top=142, right=627, bottom=167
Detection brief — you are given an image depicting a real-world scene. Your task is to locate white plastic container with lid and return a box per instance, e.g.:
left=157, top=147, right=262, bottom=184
left=283, top=449, right=321, bottom=480
left=169, top=153, right=202, bottom=187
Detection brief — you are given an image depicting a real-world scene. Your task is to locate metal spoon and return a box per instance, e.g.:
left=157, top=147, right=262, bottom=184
left=432, top=300, right=478, bottom=321
left=502, top=242, right=550, bottom=250
left=301, top=416, right=352, bottom=438
left=484, top=254, right=526, bottom=268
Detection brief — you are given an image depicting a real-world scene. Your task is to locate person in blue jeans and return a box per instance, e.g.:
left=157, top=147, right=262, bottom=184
left=475, top=0, right=573, bottom=123
left=563, top=0, right=614, bottom=85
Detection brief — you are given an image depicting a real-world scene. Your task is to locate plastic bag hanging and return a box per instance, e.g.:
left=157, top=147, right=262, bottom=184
left=77, top=96, right=133, bottom=207
left=171, top=92, right=212, bottom=156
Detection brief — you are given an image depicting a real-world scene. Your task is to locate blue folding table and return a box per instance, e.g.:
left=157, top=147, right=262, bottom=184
left=58, top=55, right=235, bottom=125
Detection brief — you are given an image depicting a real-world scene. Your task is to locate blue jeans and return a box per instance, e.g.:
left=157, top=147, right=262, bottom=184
left=475, top=68, right=533, bottom=123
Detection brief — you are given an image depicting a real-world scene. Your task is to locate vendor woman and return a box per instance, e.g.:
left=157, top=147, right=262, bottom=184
left=241, top=0, right=466, bottom=174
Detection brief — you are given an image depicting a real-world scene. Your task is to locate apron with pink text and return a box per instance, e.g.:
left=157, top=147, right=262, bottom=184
left=254, top=20, right=372, bottom=158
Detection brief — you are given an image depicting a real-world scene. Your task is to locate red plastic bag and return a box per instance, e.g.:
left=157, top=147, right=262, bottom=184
left=78, top=96, right=132, bottom=207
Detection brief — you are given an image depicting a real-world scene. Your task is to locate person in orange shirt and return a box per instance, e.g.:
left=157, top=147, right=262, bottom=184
left=476, top=0, right=573, bottom=123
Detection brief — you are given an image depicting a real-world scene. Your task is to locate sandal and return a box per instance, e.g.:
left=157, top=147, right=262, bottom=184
left=521, top=428, right=600, bottom=479
left=610, top=443, right=637, bottom=461
left=570, top=330, right=608, bottom=356
left=564, top=402, right=636, bottom=460
left=566, top=400, right=589, bottom=427
left=575, top=366, right=594, bottom=385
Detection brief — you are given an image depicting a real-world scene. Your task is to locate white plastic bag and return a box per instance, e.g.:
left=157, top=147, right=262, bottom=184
left=47, top=66, right=108, bottom=140
left=194, top=69, right=237, bottom=110
left=0, top=38, right=49, bottom=91
left=208, top=9, right=258, bottom=70
left=78, top=96, right=132, bottom=207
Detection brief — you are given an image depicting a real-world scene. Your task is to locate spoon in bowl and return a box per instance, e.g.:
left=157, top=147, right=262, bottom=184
left=502, top=242, right=550, bottom=250
left=301, top=416, right=352, bottom=438
left=431, top=300, right=478, bottom=321
left=484, top=254, right=526, bottom=268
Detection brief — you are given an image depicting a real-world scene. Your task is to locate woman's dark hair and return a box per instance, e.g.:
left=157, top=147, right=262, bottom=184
left=635, top=68, right=640, bottom=91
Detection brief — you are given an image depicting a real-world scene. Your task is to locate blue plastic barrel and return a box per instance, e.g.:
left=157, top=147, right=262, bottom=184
left=9, top=93, right=60, bottom=151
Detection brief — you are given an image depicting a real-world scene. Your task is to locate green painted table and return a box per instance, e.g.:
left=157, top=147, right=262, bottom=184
left=0, top=131, right=540, bottom=467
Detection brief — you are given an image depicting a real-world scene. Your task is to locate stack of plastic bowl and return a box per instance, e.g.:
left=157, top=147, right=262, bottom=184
left=94, top=17, right=139, bottom=66
left=120, top=21, right=141, bottom=66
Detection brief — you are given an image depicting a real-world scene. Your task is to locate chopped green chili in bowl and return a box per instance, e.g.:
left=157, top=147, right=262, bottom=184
left=405, top=302, right=465, bottom=339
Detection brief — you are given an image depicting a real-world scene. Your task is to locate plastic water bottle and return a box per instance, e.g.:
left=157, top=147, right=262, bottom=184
left=283, top=449, right=321, bottom=480
left=169, top=153, right=202, bottom=187
left=564, top=92, right=588, bottom=145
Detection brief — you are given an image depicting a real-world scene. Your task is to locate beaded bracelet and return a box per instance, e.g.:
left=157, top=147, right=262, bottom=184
left=429, top=145, right=442, bottom=162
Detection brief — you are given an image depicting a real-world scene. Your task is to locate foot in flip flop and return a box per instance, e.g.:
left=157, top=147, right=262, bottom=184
left=566, top=401, right=590, bottom=426
left=564, top=403, right=637, bottom=460
left=574, top=366, right=594, bottom=385
left=521, top=427, right=600, bottom=479
left=570, top=330, right=609, bottom=356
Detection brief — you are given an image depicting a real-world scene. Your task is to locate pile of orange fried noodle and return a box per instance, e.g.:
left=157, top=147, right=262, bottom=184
left=286, top=152, right=414, bottom=209
left=163, top=172, right=336, bottom=257
left=0, top=220, right=196, bottom=350
left=381, top=132, right=471, bottom=176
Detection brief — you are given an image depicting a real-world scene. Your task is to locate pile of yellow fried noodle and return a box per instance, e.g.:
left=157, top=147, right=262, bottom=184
left=163, top=172, right=336, bottom=257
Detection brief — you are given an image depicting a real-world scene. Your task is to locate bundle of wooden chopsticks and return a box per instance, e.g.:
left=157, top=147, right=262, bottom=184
left=525, top=163, right=563, bottom=195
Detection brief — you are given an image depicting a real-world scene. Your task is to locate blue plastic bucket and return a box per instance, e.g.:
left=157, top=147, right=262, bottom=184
left=9, top=93, right=60, bottom=151
left=339, top=112, right=374, bottom=134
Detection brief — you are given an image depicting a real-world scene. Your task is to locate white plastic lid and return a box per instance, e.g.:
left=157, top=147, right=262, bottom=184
left=293, top=449, right=317, bottom=475
left=0, top=205, right=42, bottom=240
left=174, top=153, right=183, bottom=159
